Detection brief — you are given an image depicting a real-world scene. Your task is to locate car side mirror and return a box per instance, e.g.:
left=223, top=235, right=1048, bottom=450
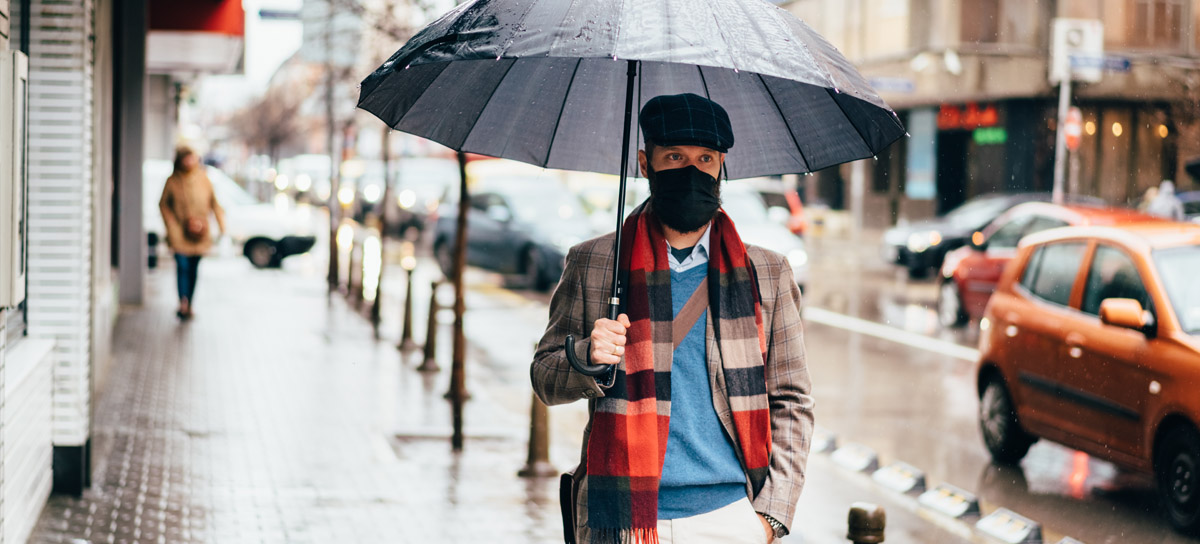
left=486, top=205, right=512, bottom=223
left=1099, top=298, right=1156, bottom=337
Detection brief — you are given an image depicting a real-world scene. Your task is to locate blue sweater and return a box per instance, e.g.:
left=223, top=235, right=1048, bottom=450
left=658, top=265, right=747, bottom=519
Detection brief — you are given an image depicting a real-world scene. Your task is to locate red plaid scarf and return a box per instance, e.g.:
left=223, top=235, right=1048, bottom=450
left=585, top=203, right=771, bottom=544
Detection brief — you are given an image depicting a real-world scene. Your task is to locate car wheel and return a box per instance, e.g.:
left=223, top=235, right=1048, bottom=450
left=979, top=377, right=1035, bottom=465
left=521, top=247, right=544, bottom=291
left=434, top=241, right=454, bottom=279
left=1157, top=425, right=1200, bottom=534
left=245, top=239, right=277, bottom=269
left=938, top=280, right=968, bottom=328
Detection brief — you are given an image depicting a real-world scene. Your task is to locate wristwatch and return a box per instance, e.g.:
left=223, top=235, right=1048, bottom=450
left=761, top=513, right=788, bottom=538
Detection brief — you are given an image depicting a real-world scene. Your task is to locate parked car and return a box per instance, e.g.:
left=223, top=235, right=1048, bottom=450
left=882, top=192, right=1104, bottom=279
left=432, top=178, right=596, bottom=291
left=937, top=203, right=1162, bottom=328
left=720, top=183, right=810, bottom=293
left=742, top=177, right=807, bottom=236
left=144, top=160, right=317, bottom=268
left=1179, top=190, right=1200, bottom=222
left=975, top=222, right=1200, bottom=533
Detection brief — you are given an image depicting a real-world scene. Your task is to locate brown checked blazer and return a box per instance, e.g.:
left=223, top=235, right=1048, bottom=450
left=531, top=231, right=815, bottom=541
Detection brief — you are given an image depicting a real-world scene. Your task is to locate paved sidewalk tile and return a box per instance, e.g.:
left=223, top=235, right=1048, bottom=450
left=29, top=255, right=563, bottom=544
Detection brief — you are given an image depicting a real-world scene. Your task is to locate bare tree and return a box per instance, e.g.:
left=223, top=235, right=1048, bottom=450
left=234, top=85, right=306, bottom=163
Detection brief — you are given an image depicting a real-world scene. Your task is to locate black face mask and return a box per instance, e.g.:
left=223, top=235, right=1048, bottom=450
left=648, top=165, right=721, bottom=233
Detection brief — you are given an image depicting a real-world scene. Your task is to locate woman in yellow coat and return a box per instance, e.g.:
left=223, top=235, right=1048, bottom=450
left=159, top=147, right=225, bottom=319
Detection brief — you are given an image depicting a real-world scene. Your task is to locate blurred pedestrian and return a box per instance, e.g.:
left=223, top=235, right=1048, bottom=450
left=532, top=94, right=813, bottom=544
left=159, top=146, right=225, bottom=319
left=1146, top=180, right=1185, bottom=221
left=1137, top=186, right=1159, bottom=213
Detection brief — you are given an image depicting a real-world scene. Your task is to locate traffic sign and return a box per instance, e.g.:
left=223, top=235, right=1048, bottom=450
left=1065, top=107, right=1083, bottom=151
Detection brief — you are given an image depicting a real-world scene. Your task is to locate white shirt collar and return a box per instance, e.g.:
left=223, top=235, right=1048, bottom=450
left=665, top=223, right=712, bottom=273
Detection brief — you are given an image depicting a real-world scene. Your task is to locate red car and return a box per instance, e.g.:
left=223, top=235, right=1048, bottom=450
left=937, top=203, right=1162, bottom=328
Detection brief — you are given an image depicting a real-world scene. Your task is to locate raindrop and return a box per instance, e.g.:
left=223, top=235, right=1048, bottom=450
left=613, top=55, right=618, bottom=61
left=904, top=132, right=911, bottom=137
left=497, top=55, right=502, bottom=60
left=873, top=155, right=878, bottom=161
left=834, top=87, right=841, bottom=94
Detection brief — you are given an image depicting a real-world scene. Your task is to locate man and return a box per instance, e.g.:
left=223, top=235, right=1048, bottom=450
left=531, top=93, right=814, bottom=544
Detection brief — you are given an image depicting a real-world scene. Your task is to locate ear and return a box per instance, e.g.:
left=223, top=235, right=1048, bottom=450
left=638, top=149, right=649, bottom=178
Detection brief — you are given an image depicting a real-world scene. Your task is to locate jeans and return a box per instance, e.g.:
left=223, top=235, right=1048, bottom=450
left=174, top=254, right=202, bottom=302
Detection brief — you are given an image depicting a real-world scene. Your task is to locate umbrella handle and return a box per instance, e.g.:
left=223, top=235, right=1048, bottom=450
left=564, top=334, right=612, bottom=377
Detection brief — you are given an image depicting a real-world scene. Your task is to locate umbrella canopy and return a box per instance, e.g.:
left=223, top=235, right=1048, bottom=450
left=358, top=0, right=905, bottom=180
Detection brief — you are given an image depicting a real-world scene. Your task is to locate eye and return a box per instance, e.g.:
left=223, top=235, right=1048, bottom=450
left=667, top=153, right=683, bottom=161
left=699, top=155, right=714, bottom=163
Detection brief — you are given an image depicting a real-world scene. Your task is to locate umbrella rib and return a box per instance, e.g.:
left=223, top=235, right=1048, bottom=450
left=458, top=59, right=520, bottom=152
left=542, top=58, right=584, bottom=168
left=695, top=64, right=711, bottom=99
left=756, top=73, right=811, bottom=173
left=824, top=87, right=874, bottom=160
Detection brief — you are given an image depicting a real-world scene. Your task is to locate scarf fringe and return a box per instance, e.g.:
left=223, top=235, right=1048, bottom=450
left=590, top=527, right=659, bottom=544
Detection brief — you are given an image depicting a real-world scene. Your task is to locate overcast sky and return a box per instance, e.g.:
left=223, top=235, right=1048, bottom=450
left=196, top=0, right=304, bottom=115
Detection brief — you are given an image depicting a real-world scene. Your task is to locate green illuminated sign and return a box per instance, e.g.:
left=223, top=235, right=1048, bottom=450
left=973, top=127, right=1007, bottom=145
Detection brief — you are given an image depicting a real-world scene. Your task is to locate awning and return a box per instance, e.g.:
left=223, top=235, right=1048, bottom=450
left=147, top=0, right=245, bottom=75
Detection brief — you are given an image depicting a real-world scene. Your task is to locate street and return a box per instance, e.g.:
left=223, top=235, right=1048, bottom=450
left=26, top=230, right=1199, bottom=544
left=411, top=231, right=1199, bottom=544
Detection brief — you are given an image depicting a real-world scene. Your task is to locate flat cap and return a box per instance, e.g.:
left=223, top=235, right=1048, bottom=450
left=639, top=93, right=734, bottom=153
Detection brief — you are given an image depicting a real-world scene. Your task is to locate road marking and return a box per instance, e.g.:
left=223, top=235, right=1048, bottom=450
left=803, top=307, right=981, bottom=362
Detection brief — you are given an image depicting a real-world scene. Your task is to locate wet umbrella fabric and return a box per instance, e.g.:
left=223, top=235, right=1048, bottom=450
left=357, top=0, right=906, bottom=180
left=357, top=0, right=905, bottom=377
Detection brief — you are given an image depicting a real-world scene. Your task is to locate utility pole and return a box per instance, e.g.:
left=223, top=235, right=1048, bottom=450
left=1052, top=76, right=1071, bottom=205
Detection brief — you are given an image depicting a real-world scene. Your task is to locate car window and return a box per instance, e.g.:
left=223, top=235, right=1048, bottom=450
left=758, top=192, right=789, bottom=210
left=987, top=215, right=1032, bottom=249
left=469, top=193, right=497, bottom=212
left=1019, top=245, right=1045, bottom=292
left=1081, top=246, right=1154, bottom=317
left=1024, top=216, right=1070, bottom=235
left=1022, top=242, right=1086, bottom=306
left=1155, top=245, right=1200, bottom=334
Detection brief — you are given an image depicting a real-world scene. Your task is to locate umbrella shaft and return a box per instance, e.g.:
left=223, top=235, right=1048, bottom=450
left=609, top=60, right=639, bottom=319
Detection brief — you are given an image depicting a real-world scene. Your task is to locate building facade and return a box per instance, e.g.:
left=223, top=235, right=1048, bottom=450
left=785, top=0, right=1200, bottom=227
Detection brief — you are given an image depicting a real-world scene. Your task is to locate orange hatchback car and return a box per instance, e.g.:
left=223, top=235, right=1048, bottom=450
left=976, top=222, right=1200, bottom=532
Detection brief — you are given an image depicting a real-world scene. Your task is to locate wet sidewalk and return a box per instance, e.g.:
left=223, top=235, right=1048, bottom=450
left=28, top=254, right=564, bottom=544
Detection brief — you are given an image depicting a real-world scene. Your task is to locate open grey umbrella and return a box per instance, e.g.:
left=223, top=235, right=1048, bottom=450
left=358, top=0, right=905, bottom=375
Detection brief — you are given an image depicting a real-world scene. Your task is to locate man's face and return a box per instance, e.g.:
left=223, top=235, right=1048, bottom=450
left=638, top=144, right=724, bottom=181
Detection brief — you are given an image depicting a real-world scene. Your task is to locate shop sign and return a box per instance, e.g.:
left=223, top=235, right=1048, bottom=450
left=938, top=103, right=999, bottom=130
left=973, top=127, right=1007, bottom=145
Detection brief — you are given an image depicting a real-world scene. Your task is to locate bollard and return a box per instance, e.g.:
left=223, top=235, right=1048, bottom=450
left=416, top=282, right=441, bottom=372
left=518, top=391, right=556, bottom=477
left=847, top=502, right=885, bottom=544
left=398, top=266, right=417, bottom=350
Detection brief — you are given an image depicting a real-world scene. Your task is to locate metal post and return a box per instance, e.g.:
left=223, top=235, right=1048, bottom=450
left=325, top=0, right=340, bottom=292
left=1052, top=77, right=1072, bottom=205
left=450, top=150, right=470, bottom=451
left=847, top=503, right=885, bottom=544
left=417, top=281, right=441, bottom=372
left=398, top=266, right=416, bottom=350
left=518, top=391, right=556, bottom=477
